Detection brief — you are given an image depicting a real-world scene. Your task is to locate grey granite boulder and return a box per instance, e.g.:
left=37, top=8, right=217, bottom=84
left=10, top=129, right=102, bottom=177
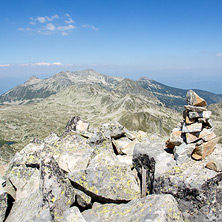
left=100, top=121, right=125, bottom=139
left=5, top=191, right=52, bottom=222
left=39, top=155, right=76, bottom=221
left=0, top=187, right=8, bottom=222
left=61, top=207, right=86, bottom=222
left=82, top=194, right=183, bottom=222
left=173, top=143, right=195, bottom=165
left=68, top=165, right=140, bottom=203
left=154, top=145, right=222, bottom=221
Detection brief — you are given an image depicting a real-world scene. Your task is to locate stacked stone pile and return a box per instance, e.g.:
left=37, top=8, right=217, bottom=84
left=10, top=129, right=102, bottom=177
left=166, top=90, right=219, bottom=164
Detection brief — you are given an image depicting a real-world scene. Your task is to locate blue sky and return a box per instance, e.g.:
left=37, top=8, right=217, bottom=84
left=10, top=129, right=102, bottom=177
left=1, top=0, right=222, bottom=94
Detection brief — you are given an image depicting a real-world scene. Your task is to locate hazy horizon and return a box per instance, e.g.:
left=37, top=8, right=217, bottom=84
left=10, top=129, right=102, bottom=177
left=1, top=0, right=222, bottom=95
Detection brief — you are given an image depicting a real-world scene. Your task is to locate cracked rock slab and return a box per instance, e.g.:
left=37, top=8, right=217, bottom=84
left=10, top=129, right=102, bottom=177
left=82, top=194, right=183, bottom=222
left=68, top=165, right=140, bottom=202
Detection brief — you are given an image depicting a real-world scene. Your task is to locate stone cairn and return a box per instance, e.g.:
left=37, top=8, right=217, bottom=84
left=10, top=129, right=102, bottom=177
left=166, top=90, right=219, bottom=164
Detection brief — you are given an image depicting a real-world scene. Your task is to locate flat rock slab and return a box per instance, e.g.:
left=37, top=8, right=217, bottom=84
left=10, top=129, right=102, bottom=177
left=182, top=122, right=202, bottom=133
left=184, top=105, right=207, bottom=112
left=68, top=165, right=140, bottom=202
left=189, top=111, right=211, bottom=119
left=82, top=194, right=183, bottom=222
left=192, top=137, right=219, bottom=160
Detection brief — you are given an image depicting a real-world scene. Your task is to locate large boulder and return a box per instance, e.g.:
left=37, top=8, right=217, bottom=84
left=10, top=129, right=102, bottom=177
left=39, top=155, right=76, bottom=221
left=5, top=154, right=76, bottom=222
left=100, top=122, right=125, bottom=139
left=5, top=191, right=52, bottom=222
left=68, top=165, right=140, bottom=203
left=82, top=194, right=183, bottom=222
left=154, top=145, right=222, bottom=221
left=51, top=133, right=93, bottom=172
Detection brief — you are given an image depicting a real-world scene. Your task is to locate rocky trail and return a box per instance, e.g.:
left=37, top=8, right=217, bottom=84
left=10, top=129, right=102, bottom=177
left=0, top=91, right=221, bottom=222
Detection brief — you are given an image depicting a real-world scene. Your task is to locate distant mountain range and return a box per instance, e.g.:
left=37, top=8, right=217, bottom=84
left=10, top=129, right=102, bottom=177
left=1, top=69, right=222, bottom=151
left=1, top=69, right=222, bottom=111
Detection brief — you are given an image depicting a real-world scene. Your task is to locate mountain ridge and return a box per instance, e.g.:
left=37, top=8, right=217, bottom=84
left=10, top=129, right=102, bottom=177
left=1, top=69, right=222, bottom=111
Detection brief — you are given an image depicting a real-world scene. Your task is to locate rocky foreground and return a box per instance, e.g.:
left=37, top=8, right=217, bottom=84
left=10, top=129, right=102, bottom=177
left=0, top=92, right=222, bottom=222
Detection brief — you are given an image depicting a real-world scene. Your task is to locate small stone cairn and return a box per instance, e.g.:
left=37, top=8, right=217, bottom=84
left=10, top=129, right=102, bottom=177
left=166, top=90, right=219, bottom=164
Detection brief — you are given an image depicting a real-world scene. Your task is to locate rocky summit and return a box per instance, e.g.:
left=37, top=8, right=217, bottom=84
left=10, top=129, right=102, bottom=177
left=0, top=91, right=221, bottom=222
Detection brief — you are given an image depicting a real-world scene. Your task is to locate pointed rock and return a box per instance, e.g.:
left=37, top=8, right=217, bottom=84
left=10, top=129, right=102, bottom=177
left=186, top=90, right=207, bottom=106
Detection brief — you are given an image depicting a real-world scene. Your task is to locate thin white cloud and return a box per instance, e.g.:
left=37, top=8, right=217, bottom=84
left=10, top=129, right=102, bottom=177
left=159, top=66, right=192, bottom=70
left=32, top=15, right=59, bottom=23
left=20, top=62, right=63, bottom=67
left=19, top=14, right=76, bottom=36
left=0, top=64, right=10, bottom=67
left=57, top=24, right=76, bottom=31
left=17, top=27, right=32, bottom=31
left=29, top=21, right=36, bottom=25
left=46, top=23, right=56, bottom=31
left=65, top=14, right=75, bottom=24
left=61, top=32, right=69, bottom=36
left=216, top=53, right=222, bottom=57
left=82, top=24, right=99, bottom=31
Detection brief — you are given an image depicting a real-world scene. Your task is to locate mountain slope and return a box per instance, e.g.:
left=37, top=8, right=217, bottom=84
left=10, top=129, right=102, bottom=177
left=0, top=83, right=180, bottom=151
left=137, top=77, right=222, bottom=110
left=0, top=69, right=123, bottom=105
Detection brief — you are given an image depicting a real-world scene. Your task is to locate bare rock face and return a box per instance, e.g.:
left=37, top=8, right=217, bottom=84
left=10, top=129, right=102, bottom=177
left=186, top=90, right=207, bottom=106
left=82, top=194, right=183, bottom=222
